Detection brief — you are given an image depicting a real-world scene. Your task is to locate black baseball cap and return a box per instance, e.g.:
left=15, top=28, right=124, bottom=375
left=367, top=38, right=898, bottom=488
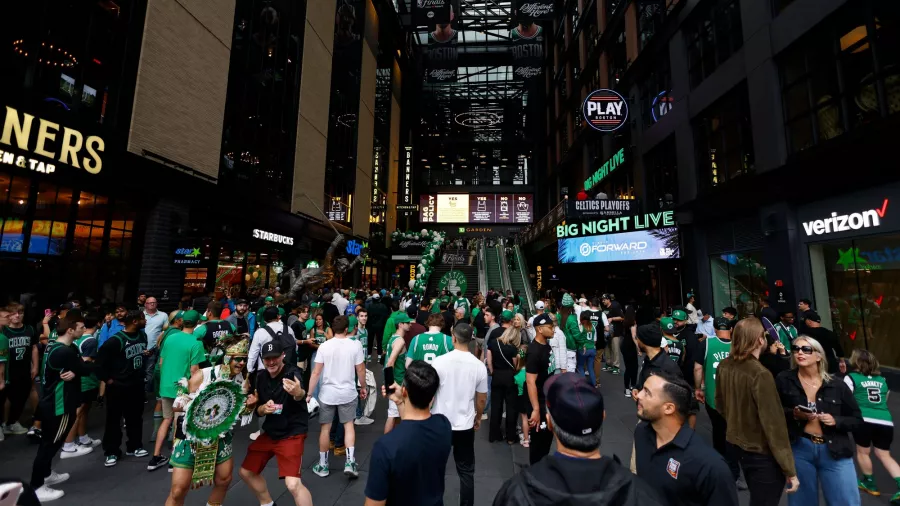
left=544, top=373, right=604, bottom=435
left=532, top=313, right=553, bottom=327
left=637, top=323, right=662, bottom=347
left=805, top=310, right=822, bottom=323
left=713, top=317, right=732, bottom=331
left=261, top=341, right=283, bottom=359
left=235, top=298, right=248, bottom=305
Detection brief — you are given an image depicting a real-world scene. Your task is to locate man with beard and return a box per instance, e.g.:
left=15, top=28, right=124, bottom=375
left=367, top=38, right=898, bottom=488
left=95, top=310, right=150, bottom=467
left=634, top=372, right=738, bottom=506
left=166, top=336, right=257, bottom=506
left=226, top=299, right=256, bottom=336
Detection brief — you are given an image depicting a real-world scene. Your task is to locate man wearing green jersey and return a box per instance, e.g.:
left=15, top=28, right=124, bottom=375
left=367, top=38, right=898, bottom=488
left=660, top=317, right=684, bottom=367
left=453, top=292, right=471, bottom=320
left=693, top=317, right=740, bottom=483
left=383, top=313, right=411, bottom=435
left=406, top=313, right=453, bottom=365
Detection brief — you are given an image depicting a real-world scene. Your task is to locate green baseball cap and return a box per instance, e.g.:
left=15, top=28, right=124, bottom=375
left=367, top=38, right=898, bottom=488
left=265, top=296, right=274, bottom=302
left=660, top=317, right=676, bottom=333
left=671, top=309, right=687, bottom=321
left=170, top=310, right=185, bottom=324
left=501, top=310, right=514, bottom=322
left=393, top=313, right=413, bottom=324
left=182, top=310, right=201, bottom=324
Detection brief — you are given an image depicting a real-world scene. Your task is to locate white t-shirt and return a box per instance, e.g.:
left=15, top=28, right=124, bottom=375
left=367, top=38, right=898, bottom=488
left=314, top=336, right=364, bottom=405
left=431, top=350, right=489, bottom=431
left=686, top=303, right=699, bottom=325
left=248, top=321, right=294, bottom=373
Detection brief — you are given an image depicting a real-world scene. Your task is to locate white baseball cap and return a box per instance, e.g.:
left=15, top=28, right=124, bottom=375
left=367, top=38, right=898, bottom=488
left=535, top=301, right=545, bottom=309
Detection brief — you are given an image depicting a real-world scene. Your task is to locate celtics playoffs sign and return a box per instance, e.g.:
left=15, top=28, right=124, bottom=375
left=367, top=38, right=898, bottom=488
left=582, top=89, right=628, bottom=132
left=438, top=270, right=467, bottom=295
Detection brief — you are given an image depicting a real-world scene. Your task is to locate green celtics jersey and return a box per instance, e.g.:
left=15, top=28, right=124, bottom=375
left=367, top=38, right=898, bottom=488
left=387, top=334, right=406, bottom=386
left=351, top=327, right=368, bottom=357
left=776, top=324, right=797, bottom=349
left=408, top=332, right=452, bottom=363
left=664, top=336, right=684, bottom=366
left=703, top=336, right=731, bottom=410
left=846, top=372, right=892, bottom=426
left=74, top=333, right=100, bottom=392
left=454, top=298, right=470, bottom=318
left=1, top=325, right=36, bottom=380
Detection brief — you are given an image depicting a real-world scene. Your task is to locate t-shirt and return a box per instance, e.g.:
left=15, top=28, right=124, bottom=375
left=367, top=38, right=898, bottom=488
left=431, top=350, right=489, bottom=430
left=96, top=330, right=148, bottom=388
left=158, top=331, right=205, bottom=398
left=365, top=414, right=452, bottom=506
left=255, top=364, right=309, bottom=439
left=845, top=373, right=892, bottom=426
left=490, top=340, right=518, bottom=372
left=75, top=333, right=100, bottom=392
left=1, top=325, right=37, bottom=380
left=143, top=311, right=168, bottom=349
left=605, top=305, right=624, bottom=337
left=407, top=332, right=452, bottom=364
left=314, top=337, right=364, bottom=405
left=525, top=339, right=553, bottom=413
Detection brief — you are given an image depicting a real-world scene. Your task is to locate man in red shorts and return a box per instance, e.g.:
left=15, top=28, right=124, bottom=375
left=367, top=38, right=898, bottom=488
left=239, top=342, right=312, bottom=506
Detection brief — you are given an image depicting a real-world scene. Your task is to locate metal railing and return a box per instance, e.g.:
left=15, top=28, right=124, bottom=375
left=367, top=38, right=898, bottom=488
left=477, top=238, right=488, bottom=296
left=497, top=238, right=513, bottom=294
left=514, top=244, right=537, bottom=316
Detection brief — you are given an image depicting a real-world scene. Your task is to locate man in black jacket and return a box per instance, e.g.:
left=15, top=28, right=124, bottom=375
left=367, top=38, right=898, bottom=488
left=802, top=311, right=845, bottom=374
left=493, top=372, right=664, bottom=506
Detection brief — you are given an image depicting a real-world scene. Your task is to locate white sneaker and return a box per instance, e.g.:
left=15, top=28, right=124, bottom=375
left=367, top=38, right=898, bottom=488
left=60, top=445, right=93, bottom=459
left=3, top=422, right=28, bottom=435
left=78, top=437, right=101, bottom=448
left=44, top=471, right=70, bottom=486
left=249, top=430, right=260, bottom=441
left=354, top=416, right=375, bottom=426
left=35, top=485, right=65, bottom=502
left=481, top=414, right=488, bottom=421
left=625, top=388, right=632, bottom=397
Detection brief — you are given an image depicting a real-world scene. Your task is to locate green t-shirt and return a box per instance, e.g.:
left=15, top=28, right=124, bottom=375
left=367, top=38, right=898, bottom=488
left=454, top=298, right=470, bottom=318
left=74, top=333, right=100, bottom=392
left=158, top=331, right=205, bottom=398
left=471, top=307, right=481, bottom=319
left=386, top=334, right=406, bottom=386
left=702, top=336, right=731, bottom=410
left=514, top=368, right=527, bottom=396
left=382, top=311, right=405, bottom=348
left=305, top=319, right=315, bottom=332
left=407, top=332, right=452, bottom=363
left=846, top=372, right=892, bottom=426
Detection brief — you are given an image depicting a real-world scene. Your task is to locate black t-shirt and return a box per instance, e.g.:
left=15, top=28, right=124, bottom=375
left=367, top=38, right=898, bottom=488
left=636, top=350, right=684, bottom=392
left=442, top=310, right=455, bottom=335
left=484, top=325, right=503, bottom=352
left=525, top=339, right=552, bottom=413
left=490, top=340, right=518, bottom=372
left=605, top=305, right=624, bottom=337
left=96, top=330, right=147, bottom=388
left=291, top=320, right=313, bottom=363
left=41, top=341, right=93, bottom=417
left=255, top=364, right=308, bottom=439
left=365, top=414, right=452, bottom=505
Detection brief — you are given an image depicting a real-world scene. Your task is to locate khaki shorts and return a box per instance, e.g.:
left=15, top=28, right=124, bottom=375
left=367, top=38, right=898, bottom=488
left=161, top=397, right=176, bottom=419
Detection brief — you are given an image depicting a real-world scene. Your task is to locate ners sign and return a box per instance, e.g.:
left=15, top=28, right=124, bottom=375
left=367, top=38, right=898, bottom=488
left=582, top=90, right=628, bottom=132
left=0, top=106, right=104, bottom=174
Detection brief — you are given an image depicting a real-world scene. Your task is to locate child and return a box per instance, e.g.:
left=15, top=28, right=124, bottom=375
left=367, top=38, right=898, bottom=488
left=514, top=346, right=529, bottom=448
left=846, top=349, right=900, bottom=502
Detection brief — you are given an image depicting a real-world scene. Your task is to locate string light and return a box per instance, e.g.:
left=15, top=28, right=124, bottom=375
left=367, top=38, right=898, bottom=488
left=13, top=40, right=78, bottom=68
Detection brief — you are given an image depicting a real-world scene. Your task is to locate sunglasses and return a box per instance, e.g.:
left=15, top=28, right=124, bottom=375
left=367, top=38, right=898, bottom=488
left=791, top=345, right=814, bottom=355
left=231, top=357, right=248, bottom=363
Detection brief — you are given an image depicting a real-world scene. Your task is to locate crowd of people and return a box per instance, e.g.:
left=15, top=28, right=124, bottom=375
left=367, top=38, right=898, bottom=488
left=0, top=282, right=897, bottom=506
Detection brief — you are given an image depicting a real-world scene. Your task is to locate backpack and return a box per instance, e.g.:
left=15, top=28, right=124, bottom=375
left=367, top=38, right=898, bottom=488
left=264, top=325, right=297, bottom=366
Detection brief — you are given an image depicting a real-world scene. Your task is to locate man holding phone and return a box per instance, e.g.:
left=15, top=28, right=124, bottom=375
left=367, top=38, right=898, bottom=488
left=239, top=341, right=313, bottom=506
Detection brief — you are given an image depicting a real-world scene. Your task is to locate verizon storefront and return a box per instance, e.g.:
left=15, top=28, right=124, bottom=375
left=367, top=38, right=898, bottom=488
left=799, top=183, right=900, bottom=368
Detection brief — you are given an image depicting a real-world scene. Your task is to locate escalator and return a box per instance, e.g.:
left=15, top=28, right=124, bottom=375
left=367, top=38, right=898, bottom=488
left=485, top=242, right=504, bottom=293
left=510, top=243, right=537, bottom=316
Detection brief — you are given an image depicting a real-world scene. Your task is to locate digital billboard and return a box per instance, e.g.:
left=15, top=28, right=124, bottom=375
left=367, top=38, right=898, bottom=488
left=558, top=227, right=679, bottom=264
left=420, top=194, right=533, bottom=224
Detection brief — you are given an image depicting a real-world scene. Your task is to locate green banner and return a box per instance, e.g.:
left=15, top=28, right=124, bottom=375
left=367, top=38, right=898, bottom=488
left=438, top=270, right=468, bottom=295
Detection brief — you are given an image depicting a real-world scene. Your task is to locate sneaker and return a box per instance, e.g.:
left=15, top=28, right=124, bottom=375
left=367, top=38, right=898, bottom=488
left=4, top=422, right=28, bottom=435
left=34, top=485, right=65, bottom=502
left=312, top=463, right=330, bottom=477
left=127, top=448, right=150, bottom=458
left=78, top=437, right=101, bottom=448
left=105, top=455, right=119, bottom=467
left=625, top=388, right=632, bottom=397
left=354, top=416, right=375, bottom=425
left=44, top=471, right=69, bottom=486
left=611, top=367, right=620, bottom=375
left=334, top=445, right=346, bottom=456
left=168, top=464, right=174, bottom=473
left=27, top=427, right=41, bottom=442
left=481, top=413, right=488, bottom=421
left=147, top=455, right=170, bottom=471
left=249, top=430, right=260, bottom=441
left=344, top=460, right=359, bottom=479
left=890, top=490, right=900, bottom=504
left=60, top=445, right=93, bottom=459
left=858, top=478, right=880, bottom=496
left=601, top=365, right=610, bottom=371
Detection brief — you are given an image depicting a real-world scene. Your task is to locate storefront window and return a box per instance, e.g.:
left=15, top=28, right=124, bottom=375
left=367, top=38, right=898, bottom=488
left=710, top=251, right=769, bottom=319
left=810, top=233, right=900, bottom=366
left=685, top=0, right=743, bottom=89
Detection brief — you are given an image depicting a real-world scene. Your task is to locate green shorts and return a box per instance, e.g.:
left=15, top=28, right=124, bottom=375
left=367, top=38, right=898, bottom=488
left=170, top=431, right=234, bottom=469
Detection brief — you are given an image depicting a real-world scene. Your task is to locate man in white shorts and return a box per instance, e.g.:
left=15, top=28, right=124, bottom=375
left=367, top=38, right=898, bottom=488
left=306, top=315, right=367, bottom=480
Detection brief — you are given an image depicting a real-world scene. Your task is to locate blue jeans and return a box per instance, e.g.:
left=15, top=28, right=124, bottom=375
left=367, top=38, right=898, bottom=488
left=576, top=348, right=597, bottom=386
left=789, top=438, right=860, bottom=506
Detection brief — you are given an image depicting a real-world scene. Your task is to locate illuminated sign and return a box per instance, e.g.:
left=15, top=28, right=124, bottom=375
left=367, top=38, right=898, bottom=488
left=410, top=264, right=416, bottom=281
left=559, top=228, right=680, bottom=264
left=419, top=193, right=533, bottom=224
left=372, top=147, right=381, bottom=205
left=253, top=228, right=295, bottom=246
left=536, top=265, right=542, bottom=290
left=454, top=112, right=501, bottom=127
left=0, top=105, right=104, bottom=174
left=174, top=246, right=202, bottom=265
left=802, top=199, right=888, bottom=237
left=584, top=148, right=625, bottom=191
left=582, top=89, right=628, bottom=132
left=346, top=240, right=366, bottom=256
left=306, top=261, right=320, bottom=269
left=651, top=90, right=673, bottom=123
left=401, top=146, right=413, bottom=216
left=327, top=196, right=350, bottom=223
left=556, top=210, right=675, bottom=239
left=568, top=198, right=639, bottom=219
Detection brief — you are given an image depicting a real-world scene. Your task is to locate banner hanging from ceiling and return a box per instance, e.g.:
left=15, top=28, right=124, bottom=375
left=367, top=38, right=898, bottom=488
left=510, top=23, right=544, bottom=80
left=426, top=29, right=458, bottom=83
left=414, top=0, right=453, bottom=27
left=516, top=0, right=555, bottom=21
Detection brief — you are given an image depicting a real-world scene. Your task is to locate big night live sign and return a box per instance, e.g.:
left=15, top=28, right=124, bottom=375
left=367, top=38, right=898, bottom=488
left=584, top=148, right=626, bottom=192
left=582, top=90, right=628, bottom=132
left=0, top=105, right=104, bottom=174
left=556, top=210, right=675, bottom=239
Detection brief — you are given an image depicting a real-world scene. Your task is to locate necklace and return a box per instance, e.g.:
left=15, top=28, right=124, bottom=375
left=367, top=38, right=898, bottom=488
left=799, top=374, right=821, bottom=390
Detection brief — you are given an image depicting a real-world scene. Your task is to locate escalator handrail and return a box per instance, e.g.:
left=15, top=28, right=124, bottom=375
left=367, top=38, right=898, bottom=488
left=477, top=239, right=488, bottom=296
left=514, top=244, right=537, bottom=316
left=497, top=238, right=513, bottom=293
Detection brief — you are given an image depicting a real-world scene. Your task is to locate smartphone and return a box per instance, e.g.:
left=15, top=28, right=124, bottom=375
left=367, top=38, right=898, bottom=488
left=796, top=405, right=816, bottom=414
left=273, top=403, right=283, bottom=415
left=44, top=308, right=52, bottom=317
left=0, top=482, right=23, bottom=506
left=384, top=367, right=396, bottom=394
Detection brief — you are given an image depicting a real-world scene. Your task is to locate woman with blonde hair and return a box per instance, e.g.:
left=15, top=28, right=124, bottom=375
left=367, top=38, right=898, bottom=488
left=716, top=317, right=798, bottom=505
left=512, top=313, right=529, bottom=345
left=775, top=336, right=862, bottom=506
left=486, top=324, right=520, bottom=443
left=845, top=349, right=900, bottom=501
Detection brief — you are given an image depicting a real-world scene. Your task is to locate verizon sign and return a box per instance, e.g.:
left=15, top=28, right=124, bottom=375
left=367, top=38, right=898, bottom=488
left=802, top=199, right=888, bottom=236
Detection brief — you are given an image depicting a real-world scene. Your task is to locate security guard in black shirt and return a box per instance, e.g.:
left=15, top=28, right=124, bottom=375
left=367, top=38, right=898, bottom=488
left=632, top=323, right=683, bottom=400
left=634, top=371, right=738, bottom=506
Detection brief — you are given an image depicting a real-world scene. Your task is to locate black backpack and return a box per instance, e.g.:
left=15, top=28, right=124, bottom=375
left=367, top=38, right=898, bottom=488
left=264, top=325, right=297, bottom=366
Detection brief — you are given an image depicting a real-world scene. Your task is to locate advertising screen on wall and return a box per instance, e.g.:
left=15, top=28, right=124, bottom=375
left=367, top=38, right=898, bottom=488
left=419, top=194, right=533, bottom=224
left=558, top=227, right=680, bottom=264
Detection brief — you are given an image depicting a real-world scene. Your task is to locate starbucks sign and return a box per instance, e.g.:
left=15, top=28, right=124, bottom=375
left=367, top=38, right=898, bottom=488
left=438, top=270, right=468, bottom=295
